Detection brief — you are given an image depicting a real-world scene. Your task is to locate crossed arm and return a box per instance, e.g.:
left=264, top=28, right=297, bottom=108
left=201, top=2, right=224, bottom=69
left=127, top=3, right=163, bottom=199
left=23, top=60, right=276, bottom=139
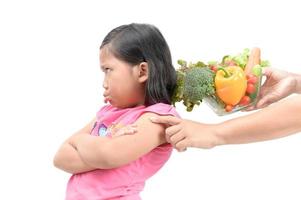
left=53, top=118, right=97, bottom=174
left=53, top=113, right=166, bottom=174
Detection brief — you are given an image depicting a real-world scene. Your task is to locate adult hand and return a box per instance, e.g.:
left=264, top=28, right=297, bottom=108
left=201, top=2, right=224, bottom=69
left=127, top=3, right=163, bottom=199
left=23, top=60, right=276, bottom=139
left=246, top=67, right=298, bottom=110
left=150, top=116, right=221, bottom=151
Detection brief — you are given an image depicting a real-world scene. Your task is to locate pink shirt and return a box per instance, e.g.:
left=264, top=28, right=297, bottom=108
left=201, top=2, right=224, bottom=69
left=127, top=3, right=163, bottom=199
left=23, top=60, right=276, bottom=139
left=66, top=103, right=179, bottom=200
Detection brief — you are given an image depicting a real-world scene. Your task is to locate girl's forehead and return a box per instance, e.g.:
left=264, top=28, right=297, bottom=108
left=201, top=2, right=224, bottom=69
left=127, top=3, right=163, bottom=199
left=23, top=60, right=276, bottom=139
left=99, top=48, right=116, bottom=65
left=100, top=47, right=112, bottom=60
left=99, top=48, right=132, bottom=69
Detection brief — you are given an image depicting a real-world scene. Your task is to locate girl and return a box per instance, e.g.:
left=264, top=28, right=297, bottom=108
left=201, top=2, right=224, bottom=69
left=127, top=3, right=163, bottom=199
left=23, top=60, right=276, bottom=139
left=53, top=23, right=180, bottom=200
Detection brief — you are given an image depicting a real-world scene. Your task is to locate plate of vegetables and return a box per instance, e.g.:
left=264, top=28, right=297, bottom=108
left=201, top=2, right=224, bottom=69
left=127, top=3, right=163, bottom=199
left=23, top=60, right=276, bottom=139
left=172, top=48, right=270, bottom=115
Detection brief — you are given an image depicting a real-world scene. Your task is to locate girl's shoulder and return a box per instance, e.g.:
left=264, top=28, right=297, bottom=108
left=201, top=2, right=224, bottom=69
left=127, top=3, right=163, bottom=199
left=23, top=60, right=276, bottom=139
left=95, top=103, right=180, bottom=127
left=143, top=103, right=180, bottom=118
left=96, top=103, right=179, bottom=117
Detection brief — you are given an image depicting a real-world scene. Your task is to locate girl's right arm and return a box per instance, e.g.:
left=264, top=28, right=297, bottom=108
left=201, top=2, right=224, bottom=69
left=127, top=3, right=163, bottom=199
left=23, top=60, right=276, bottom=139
left=53, top=118, right=97, bottom=174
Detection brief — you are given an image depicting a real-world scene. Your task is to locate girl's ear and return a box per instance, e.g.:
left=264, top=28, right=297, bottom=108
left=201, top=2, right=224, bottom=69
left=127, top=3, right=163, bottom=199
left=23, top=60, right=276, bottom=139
left=137, top=62, right=148, bottom=83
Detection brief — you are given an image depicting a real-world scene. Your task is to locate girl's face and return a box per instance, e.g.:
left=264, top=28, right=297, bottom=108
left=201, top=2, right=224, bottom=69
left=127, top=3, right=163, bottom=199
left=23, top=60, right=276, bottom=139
left=100, top=48, right=147, bottom=108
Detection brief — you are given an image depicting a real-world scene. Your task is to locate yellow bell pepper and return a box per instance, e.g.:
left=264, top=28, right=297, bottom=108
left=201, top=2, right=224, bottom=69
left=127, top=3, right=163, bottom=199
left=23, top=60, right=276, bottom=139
left=215, top=66, right=247, bottom=106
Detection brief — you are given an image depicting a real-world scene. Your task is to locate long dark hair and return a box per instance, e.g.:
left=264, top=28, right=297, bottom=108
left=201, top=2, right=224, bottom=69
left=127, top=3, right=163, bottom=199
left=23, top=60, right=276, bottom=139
left=100, top=23, right=176, bottom=106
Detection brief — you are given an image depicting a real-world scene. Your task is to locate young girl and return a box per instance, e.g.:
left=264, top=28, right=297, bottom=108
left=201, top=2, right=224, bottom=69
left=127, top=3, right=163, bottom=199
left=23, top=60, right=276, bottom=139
left=53, top=23, right=180, bottom=200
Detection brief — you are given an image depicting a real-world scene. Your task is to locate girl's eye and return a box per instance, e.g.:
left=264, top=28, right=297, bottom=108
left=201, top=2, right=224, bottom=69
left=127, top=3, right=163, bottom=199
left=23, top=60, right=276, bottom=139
left=103, top=68, right=112, bottom=73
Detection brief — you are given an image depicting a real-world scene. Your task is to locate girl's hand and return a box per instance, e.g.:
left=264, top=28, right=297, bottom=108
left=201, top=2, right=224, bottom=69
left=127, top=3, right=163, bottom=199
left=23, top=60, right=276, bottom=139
left=111, top=124, right=138, bottom=137
left=150, top=116, right=221, bottom=151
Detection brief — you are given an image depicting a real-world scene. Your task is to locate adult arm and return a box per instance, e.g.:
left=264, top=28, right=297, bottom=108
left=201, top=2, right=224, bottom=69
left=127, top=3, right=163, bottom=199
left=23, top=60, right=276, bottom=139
left=150, top=95, right=301, bottom=151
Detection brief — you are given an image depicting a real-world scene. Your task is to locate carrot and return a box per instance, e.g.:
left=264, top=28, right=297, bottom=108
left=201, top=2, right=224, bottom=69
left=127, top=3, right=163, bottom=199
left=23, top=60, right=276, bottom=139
left=245, top=47, right=261, bottom=74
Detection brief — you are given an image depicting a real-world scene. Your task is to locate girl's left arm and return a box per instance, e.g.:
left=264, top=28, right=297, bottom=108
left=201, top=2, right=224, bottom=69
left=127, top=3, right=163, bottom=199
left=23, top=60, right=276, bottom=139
left=53, top=118, right=97, bottom=174
left=53, top=141, right=96, bottom=174
left=69, top=112, right=167, bottom=169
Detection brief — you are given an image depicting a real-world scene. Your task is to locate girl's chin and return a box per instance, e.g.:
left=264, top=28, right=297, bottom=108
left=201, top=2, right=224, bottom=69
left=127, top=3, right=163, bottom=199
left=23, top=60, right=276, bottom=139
left=105, top=99, right=119, bottom=107
left=104, top=99, right=142, bottom=109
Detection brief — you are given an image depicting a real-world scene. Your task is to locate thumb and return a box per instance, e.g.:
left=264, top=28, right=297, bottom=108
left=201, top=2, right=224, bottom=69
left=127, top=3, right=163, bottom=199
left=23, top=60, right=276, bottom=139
left=262, top=67, right=273, bottom=77
left=149, top=115, right=181, bottom=126
left=256, top=94, right=278, bottom=108
left=256, top=98, right=268, bottom=108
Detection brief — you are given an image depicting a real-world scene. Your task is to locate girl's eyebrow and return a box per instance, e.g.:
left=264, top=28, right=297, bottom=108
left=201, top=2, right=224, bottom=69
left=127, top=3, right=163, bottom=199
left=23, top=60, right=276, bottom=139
left=102, top=64, right=115, bottom=69
left=100, top=65, right=108, bottom=70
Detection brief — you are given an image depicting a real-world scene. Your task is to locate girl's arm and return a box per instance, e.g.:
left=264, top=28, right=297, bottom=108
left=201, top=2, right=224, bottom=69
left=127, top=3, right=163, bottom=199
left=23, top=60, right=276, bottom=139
left=295, top=73, right=301, bottom=93
left=69, top=112, right=166, bottom=169
left=53, top=118, right=97, bottom=174
left=53, top=141, right=95, bottom=174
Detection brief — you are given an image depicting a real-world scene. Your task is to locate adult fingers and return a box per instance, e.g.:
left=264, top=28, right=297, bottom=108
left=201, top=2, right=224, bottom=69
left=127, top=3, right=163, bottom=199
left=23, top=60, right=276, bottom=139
left=175, top=139, right=189, bottom=152
left=169, top=131, right=186, bottom=147
left=256, top=93, right=278, bottom=108
left=165, top=125, right=182, bottom=143
left=149, top=115, right=182, bottom=126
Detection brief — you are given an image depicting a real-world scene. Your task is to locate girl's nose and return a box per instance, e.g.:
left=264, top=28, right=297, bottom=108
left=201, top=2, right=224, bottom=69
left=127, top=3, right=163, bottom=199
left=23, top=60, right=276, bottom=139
left=102, top=81, right=108, bottom=90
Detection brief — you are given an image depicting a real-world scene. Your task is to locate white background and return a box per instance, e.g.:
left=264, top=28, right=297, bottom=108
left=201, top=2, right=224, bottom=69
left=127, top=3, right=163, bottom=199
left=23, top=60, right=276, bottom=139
left=1, top=0, right=301, bottom=199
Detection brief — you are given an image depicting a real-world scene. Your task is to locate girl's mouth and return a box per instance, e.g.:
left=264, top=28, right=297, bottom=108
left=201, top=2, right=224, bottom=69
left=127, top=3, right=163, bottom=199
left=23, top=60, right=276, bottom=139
left=104, top=96, right=111, bottom=104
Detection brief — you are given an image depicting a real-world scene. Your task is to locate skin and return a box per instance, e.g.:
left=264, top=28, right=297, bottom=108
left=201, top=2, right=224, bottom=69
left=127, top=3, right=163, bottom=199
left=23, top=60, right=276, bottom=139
left=247, top=67, right=301, bottom=110
left=150, top=95, right=301, bottom=151
left=53, top=47, right=167, bottom=173
left=149, top=68, right=301, bottom=151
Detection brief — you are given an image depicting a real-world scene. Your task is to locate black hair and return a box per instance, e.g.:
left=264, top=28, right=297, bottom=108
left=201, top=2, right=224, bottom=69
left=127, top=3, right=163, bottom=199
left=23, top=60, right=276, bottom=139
left=100, top=23, right=176, bottom=106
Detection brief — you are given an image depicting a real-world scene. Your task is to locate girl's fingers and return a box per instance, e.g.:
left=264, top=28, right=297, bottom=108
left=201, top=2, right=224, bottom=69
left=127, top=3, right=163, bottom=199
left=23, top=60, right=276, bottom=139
left=113, top=125, right=137, bottom=137
left=129, top=124, right=138, bottom=128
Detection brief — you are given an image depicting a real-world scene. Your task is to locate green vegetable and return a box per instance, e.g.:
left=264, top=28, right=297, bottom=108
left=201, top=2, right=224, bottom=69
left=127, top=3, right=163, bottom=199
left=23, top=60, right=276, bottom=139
left=260, top=60, right=270, bottom=67
left=172, top=61, right=215, bottom=111
left=222, top=48, right=250, bottom=69
left=177, top=59, right=187, bottom=68
left=252, top=65, right=263, bottom=76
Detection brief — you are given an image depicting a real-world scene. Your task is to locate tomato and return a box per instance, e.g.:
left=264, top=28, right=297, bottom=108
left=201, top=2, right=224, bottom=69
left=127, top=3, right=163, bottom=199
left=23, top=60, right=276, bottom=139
left=247, top=74, right=258, bottom=84
left=246, top=83, right=256, bottom=94
left=246, top=74, right=255, bottom=80
left=225, top=105, right=233, bottom=112
left=239, top=96, right=251, bottom=106
left=247, top=76, right=258, bottom=84
left=225, top=60, right=237, bottom=66
left=210, top=65, right=218, bottom=73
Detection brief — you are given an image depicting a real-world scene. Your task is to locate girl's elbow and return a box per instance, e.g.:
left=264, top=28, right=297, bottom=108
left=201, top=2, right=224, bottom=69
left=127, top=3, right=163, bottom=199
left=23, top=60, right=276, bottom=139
left=53, top=153, right=68, bottom=171
left=53, top=153, right=61, bottom=168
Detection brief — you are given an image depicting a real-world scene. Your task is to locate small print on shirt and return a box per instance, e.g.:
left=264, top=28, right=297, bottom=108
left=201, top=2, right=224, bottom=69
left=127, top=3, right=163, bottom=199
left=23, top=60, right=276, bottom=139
left=98, top=124, right=108, bottom=136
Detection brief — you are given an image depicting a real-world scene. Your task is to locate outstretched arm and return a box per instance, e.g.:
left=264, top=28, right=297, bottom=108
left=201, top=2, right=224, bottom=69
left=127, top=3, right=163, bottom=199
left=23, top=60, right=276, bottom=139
left=53, top=118, right=97, bottom=174
left=217, top=95, right=301, bottom=144
left=150, top=95, right=301, bottom=151
left=69, top=112, right=167, bottom=169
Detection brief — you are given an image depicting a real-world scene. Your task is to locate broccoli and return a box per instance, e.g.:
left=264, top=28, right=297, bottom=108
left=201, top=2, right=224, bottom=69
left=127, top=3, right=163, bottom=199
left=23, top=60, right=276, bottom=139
left=172, top=60, right=215, bottom=111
